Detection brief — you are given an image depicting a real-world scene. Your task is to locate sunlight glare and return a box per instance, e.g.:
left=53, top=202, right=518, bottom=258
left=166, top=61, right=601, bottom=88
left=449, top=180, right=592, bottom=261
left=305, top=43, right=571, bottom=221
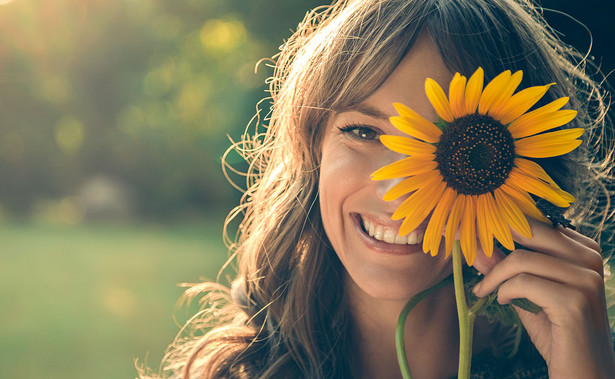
left=0, top=0, right=16, bottom=5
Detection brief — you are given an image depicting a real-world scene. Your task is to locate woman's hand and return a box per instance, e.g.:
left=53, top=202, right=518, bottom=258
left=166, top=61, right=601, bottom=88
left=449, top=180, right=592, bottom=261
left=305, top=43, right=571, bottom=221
left=472, top=218, right=615, bottom=378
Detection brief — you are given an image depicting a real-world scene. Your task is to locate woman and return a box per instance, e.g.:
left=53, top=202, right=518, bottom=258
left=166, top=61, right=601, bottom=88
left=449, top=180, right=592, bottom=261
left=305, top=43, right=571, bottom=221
left=145, top=0, right=615, bottom=377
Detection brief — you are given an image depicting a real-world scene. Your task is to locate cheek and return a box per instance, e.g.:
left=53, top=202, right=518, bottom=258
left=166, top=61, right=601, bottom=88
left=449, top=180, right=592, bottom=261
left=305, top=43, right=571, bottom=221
left=319, top=148, right=355, bottom=237
left=319, top=143, right=379, bottom=249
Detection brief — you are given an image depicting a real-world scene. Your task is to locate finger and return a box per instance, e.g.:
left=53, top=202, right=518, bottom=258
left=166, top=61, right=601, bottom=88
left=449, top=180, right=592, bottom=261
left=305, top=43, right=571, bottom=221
left=509, top=217, right=574, bottom=254
left=558, top=226, right=602, bottom=253
left=473, top=249, right=604, bottom=298
left=496, top=273, right=586, bottom=311
left=510, top=218, right=604, bottom=272
left=499, top=274, right=613, bottom=359
left=558, top=228, right=605, bottom=277
left=497, top=274, right=604, bottom=344
left=495, top=273, right=608, bottom=330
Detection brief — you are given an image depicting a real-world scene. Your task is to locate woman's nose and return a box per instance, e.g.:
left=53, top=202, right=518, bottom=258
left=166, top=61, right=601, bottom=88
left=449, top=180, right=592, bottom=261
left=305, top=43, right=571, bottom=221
left=374, top=150, right=408, bottom=201
left=375, top=175, right=405, bottom=202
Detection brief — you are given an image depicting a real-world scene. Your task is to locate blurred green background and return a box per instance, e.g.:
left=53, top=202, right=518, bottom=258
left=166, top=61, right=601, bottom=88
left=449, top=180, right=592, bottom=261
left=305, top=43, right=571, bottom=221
left=0, top=0, right=611, bottom=378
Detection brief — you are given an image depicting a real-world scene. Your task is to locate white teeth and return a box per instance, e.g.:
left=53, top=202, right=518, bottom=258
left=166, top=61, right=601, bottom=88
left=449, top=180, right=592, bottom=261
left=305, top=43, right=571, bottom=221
left=374, top=225, right=383, bottom=240
left=383, top=229, right=395, bottom=244
left=394, top=233, right=408, bottom=244
left=362, top=218, right=423, bottom=245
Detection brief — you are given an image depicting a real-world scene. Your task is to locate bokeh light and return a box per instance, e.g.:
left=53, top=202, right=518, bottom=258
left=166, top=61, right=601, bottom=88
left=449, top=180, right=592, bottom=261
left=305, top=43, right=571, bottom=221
left=54, top=116, right=85, bottom=154
left=200, top=17, right=247, bottom=53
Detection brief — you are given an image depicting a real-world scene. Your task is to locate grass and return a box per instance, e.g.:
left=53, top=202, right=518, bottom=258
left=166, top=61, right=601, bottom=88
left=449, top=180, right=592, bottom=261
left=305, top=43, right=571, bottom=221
left=3, top=220, right=613, bottom=378
left=0, top=219, right=230, bottom=379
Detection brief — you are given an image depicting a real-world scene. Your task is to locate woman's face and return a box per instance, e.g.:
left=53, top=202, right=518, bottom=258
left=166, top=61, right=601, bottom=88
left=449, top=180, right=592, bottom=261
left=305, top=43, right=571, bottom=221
left=319, top=33, right=454, bottom=301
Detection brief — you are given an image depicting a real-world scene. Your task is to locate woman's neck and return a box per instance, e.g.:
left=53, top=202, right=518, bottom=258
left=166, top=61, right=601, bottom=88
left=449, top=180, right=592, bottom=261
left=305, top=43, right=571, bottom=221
left=347, top=280, right=460, bottom=379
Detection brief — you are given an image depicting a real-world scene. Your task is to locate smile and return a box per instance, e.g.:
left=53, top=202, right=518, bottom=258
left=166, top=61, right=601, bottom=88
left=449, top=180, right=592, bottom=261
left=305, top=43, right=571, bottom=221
left=361, top=217, right=424, bottom=245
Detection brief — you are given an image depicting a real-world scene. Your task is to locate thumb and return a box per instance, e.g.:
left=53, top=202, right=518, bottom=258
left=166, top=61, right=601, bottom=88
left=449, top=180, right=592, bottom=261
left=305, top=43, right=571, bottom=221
left=472, top=243, right=506, bottom=275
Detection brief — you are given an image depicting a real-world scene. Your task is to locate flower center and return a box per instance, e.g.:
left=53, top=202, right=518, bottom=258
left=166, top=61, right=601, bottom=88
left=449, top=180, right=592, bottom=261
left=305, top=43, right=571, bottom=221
left=435, top=114, right=515, bottom=195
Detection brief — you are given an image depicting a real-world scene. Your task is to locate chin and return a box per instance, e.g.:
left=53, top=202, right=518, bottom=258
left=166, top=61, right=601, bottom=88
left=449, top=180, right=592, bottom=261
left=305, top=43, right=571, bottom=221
left=345, top=261, right=452, bottom=302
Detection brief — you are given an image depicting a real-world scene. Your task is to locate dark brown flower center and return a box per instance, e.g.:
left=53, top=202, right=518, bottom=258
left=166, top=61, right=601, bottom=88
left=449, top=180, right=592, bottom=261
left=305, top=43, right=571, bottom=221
left=435, top=114, right=515, bottom=195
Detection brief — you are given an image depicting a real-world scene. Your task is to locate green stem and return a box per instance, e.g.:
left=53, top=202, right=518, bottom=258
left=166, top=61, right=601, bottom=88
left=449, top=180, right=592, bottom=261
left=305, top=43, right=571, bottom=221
left=453, top=240, right=474, bottom=379
left=469, top=295, right=488, bottom=315
left=396, top=274, right=454, bottom=379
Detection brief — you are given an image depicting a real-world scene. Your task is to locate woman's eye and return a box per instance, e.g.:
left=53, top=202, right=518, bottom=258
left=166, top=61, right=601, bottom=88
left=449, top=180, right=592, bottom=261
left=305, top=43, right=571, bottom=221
left=339, top=125, right=380, bottom=141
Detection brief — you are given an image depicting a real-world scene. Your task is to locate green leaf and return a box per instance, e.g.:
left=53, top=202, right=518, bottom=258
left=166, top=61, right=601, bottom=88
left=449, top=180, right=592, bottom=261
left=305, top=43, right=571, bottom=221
left=511, top=298, right=543, bottom=314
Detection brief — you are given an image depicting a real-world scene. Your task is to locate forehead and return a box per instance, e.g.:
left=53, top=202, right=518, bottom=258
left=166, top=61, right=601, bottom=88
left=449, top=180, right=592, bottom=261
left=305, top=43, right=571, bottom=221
left=359, top=32, right=454, bottom=121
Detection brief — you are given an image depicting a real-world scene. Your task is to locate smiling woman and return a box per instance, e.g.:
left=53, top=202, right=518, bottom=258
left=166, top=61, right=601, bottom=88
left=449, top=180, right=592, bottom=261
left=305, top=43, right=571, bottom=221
left=319, top=33, right=454, bottom=304
left=141, top=0, right=615, bottom=378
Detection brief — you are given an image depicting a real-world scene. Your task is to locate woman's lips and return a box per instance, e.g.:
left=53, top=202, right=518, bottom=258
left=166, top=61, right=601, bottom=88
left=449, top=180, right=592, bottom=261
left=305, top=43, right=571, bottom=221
left=351, top=213, right=425, bottom=255
left=362, top=217, right=424, bottom=245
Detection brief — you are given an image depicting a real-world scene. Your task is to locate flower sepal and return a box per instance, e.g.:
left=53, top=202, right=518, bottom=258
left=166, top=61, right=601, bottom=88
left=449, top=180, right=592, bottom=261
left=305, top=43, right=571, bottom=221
left=434, top=117, right=448, bottom=130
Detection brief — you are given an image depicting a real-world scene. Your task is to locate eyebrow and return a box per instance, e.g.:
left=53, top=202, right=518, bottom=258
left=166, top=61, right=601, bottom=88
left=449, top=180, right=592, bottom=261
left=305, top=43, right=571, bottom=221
left=339, top=104, right=392, bottom=120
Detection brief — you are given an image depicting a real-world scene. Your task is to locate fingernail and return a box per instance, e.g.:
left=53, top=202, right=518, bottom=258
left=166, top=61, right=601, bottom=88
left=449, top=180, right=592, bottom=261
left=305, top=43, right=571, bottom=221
left=472, top=282, right=482, bottom=296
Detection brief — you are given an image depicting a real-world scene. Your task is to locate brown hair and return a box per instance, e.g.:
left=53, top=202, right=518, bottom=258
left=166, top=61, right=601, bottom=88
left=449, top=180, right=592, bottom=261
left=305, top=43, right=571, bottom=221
left=140, top=0, right=613, bottom=377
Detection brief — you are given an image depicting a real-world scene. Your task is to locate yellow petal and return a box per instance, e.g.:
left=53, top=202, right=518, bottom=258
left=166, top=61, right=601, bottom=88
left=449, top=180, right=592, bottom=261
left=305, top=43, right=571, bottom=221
left=397, top=179, right=446, bottom=234
left=460, top=195, right=477, bottom=265
left=494, top=188, right=532, bottom=239
left=514, top=158, right=561, bottom=189
left=380, top=135, right=436, bottom=156
left=492, top=83, right=553, bottom=124
left=464, top=67, right=484, bottom=114
left=425, top=78, right=454, bottom=122
left=488, top=70, right=524, bottom=116
left=508, top=97, right=573, bottom=138
left=511, top=160, right=576, bottom=204
left=500, top=183, right=551, bottom=223
left=423, top=187, right=456, bottom=256
left=483, top=192, right=515, bottom=251
left=515, top=128, right=584, bottom=158
left=476, top=194, right=494, bottom=257
left=392, top=173, right=441, bottom=218
left=516, top=138, right=582, bottom=158
left=371, top=156, right=437, bottom=180
left=508, top=168, right=573, bottom=207
left=383, top=171, right=440, bottom=201
left=478, top=70, right=511, bottom=114
left=448, top=73, right=467, bottom=119
left=392, top=102, right=443, bottom=143
left=445, top=195, right=465, bottom=257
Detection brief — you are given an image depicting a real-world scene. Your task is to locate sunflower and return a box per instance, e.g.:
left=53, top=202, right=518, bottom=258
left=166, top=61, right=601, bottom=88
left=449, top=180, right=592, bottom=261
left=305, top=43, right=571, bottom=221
left=371, top=67, right=582, bottom=265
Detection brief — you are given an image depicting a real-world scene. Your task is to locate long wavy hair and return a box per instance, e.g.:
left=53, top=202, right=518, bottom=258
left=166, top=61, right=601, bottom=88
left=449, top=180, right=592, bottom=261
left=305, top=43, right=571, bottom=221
left=139, top=0, right=613, bottom=377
